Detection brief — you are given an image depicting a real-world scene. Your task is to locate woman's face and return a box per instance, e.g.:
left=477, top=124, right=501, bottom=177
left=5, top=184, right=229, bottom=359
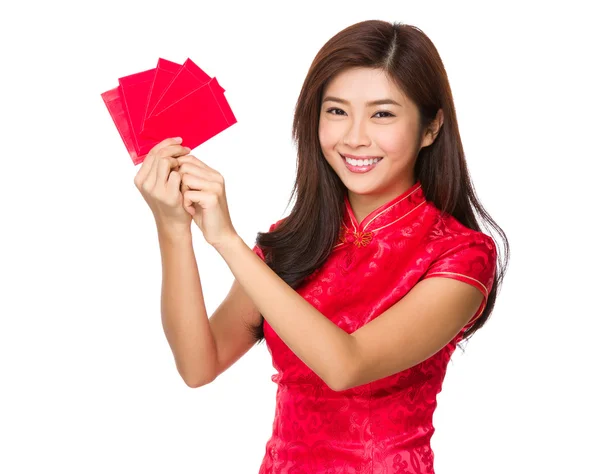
left=318, top=67, right=437, bottom=202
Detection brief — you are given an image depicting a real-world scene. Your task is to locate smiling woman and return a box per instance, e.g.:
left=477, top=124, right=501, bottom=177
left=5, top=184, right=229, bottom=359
left=242, top=19, right=510, bottom=474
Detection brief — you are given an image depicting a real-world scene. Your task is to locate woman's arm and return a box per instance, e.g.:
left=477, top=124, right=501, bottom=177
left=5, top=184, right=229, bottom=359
left=213, top=234, right=488, bottom=392
left=157, top=227, right=264, bottom=388
left=214, top=235, right=354, bottom=391
left=158, top=228, right=218, bottom=387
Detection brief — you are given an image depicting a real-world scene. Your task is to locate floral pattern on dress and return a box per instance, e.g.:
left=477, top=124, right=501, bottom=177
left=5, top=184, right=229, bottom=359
left=252, top=181, right=497, bottom=473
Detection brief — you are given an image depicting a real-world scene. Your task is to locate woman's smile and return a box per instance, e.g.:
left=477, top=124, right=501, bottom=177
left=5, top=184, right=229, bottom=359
left=340, top=152, right=383, bottom=173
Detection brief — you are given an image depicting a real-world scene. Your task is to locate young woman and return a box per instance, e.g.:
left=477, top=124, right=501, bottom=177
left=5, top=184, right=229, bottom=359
left=135, top=19, right=509, bottom=474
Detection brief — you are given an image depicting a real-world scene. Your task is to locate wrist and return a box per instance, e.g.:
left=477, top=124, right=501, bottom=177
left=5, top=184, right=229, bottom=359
left=213, top=233, right=244, bottom=254
left=156, top=223, right=192, bottom=243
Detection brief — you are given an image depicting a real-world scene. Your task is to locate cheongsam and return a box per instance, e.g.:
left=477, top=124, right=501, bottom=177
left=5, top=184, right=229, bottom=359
left=252, top=180, right=497, bottom=473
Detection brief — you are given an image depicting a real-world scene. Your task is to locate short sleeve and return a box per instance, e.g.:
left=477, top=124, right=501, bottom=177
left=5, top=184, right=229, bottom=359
left=251, top=218, right=286, bottom=262
left=422, top=233, right=497, bottom=327
left=252, top=244, right=267, bottom=261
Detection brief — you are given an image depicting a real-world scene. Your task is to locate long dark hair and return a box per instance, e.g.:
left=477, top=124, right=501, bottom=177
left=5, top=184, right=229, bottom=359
left=249, top=20, right=509, bottom=346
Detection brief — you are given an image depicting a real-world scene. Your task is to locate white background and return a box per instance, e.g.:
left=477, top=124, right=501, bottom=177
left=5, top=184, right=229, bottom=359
left=1, top=0, right=598, bottom=472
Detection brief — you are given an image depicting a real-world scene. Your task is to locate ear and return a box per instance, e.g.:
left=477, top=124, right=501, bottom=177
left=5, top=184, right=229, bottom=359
left=420, top=109, right=444, bottom=149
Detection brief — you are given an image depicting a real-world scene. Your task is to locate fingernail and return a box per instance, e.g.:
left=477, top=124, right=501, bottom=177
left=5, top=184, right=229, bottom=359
left=174, top=137, right=182, bottom=143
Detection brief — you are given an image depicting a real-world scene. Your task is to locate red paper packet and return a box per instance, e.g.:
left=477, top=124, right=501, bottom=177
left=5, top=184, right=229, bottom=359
left=145, top=58, right=212, bottom=120
left=102, top=57, right=236, bottom=165
left=101, top=87, right=145, bottom=165
left=118, top=68, right=166, bottom=158
left=141, top=76, right=236, bottom=150
left=144, top=58, right=182, bottom=123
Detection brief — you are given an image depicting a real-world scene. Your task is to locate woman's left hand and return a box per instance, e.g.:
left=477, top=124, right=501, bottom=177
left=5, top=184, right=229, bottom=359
left=176, top=154, right=238, bottom=248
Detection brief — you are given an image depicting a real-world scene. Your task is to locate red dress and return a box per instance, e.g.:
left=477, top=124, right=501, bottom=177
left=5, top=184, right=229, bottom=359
left=252, top=180, right=497, bottom=473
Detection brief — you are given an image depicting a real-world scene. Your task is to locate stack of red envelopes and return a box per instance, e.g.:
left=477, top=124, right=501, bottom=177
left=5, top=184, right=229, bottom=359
left=101, top=58, right=237, bottom=165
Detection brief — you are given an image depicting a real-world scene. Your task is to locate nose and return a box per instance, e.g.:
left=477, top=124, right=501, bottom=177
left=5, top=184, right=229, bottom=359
left=342, top=118, right=371, bottom=148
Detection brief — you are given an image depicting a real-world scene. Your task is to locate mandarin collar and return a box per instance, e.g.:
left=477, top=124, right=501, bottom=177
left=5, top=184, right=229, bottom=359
left=336, top=180, right=426, bottom=249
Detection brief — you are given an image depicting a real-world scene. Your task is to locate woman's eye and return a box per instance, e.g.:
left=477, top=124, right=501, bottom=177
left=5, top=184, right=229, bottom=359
left=325, top=108, right=395, bottom=118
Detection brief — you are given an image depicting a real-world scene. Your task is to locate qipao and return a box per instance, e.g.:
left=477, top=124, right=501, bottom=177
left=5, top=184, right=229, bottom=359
left=251, top=180, right=497, bottom=474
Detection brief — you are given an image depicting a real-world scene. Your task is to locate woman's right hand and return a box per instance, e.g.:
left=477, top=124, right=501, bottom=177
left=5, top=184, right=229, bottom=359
left=133, top=137, right=192, bottom=235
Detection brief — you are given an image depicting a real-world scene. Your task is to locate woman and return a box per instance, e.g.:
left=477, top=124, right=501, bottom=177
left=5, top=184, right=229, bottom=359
left=135, top=19, right=509, bottom=474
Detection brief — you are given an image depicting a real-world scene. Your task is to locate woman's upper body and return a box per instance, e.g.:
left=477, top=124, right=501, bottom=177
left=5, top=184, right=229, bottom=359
left=204, top=19, right=508, bottom=473
left=253, top=180, right=497, bottom=473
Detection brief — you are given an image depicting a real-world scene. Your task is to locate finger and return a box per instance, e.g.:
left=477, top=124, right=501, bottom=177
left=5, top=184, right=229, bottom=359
left=182, top=194, right=195, bottom=215
left=134, top=151, right=157, bottom=188
left=178, top=162, right=221, bottom=182
left=166, top=168, right=183, bottom=199
left=182, top=188, right=197, bottom=215
left=137, top=137, right=182, bottom=183
left=146, top=145, right=189, bottom=190
left=148, top=137, right=184, bottom=156
left=158, top=144, right=191, bottom=159
left=145, top=148, right=163, bottom=190
left=181, top=174, right=220, bottom=194
left=157, top=156, right=180, bottom=187
left=176, top=155, right=212, bottom=171
left=178, top=162, right=207, bottom=180
left=183, top=189, right=212, bottom=212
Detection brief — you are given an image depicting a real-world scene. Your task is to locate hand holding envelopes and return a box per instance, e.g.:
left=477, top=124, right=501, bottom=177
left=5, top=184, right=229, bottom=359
left=101, top=57, right=237, bottom=165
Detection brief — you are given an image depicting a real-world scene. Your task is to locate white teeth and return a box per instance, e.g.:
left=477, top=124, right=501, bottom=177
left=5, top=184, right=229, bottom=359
left=344, top=156, right=382, bottom=166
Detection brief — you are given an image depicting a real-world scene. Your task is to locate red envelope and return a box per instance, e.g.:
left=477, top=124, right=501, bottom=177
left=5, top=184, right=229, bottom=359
left=143, top=58, right=182, bottom=123
left=102, top=57, right=236, bottom=165
left=144, top=57, right=212, bottom=120
left=118, top=68, right=161, bottom=157
left=141, top=76, right=236, bottom=148
left=101, top=87, right=145, bottom=165
left=102, top=60, right=176, bottom=164
left=141, top=76, right=236, bottom=150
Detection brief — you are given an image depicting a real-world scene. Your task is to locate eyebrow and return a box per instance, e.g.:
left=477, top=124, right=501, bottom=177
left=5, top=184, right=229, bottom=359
left=322, top=96, right=402, bottom=107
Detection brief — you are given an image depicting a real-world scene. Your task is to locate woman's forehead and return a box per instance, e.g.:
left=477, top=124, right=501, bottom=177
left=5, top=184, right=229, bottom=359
left=323, top=68, right=406, bottom=105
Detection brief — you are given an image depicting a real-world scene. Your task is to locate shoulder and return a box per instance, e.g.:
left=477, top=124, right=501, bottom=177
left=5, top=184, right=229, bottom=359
left=423, top=207, right=496, bottom=256
left=419, top=211, right=497, bottom=296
